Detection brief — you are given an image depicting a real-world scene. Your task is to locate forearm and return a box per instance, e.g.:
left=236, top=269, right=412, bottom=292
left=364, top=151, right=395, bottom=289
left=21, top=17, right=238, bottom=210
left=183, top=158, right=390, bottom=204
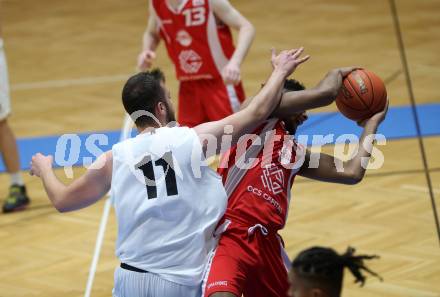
left=272, top=69, right=342, bottom=117
left=142, top=30, right=160, bottom=52
left=229, top=22, right=255, bottom=66
left=344, top=121, right=380, bottom=180
left=41, top=169, right=68, bottom=211
left=248, top=69, right=286, bottom=120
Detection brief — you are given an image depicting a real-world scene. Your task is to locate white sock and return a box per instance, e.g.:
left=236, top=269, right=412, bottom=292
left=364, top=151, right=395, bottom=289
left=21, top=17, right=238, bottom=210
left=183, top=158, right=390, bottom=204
left=10, top=172, right=24, bottom=186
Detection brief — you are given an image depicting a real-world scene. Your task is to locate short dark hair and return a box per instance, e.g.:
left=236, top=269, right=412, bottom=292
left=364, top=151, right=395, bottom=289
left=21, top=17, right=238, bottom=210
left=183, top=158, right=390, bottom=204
left=283, top=79, right=306, bottom=92
left=292, top=246, right=382, bottom=297
left=122, top=69, right=166, bottom=127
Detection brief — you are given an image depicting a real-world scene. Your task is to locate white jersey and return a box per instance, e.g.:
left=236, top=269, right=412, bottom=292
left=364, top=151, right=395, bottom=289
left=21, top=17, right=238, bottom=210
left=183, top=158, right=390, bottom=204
left=111, top=126, right=227, bottom=286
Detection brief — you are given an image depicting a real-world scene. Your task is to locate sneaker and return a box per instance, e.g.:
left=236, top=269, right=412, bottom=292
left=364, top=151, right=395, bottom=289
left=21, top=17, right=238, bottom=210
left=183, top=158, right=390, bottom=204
left=2, top=184, right=30, bottom=213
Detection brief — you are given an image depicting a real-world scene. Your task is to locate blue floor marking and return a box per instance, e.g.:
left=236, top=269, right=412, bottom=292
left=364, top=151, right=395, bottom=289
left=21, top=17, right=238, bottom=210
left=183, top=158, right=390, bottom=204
left=0, top=103, right=439, bottom=172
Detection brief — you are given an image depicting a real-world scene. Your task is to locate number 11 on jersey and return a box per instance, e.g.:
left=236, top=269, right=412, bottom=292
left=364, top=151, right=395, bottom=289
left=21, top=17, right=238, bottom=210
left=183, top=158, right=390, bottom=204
left=135, top=151, right=178, bottom=199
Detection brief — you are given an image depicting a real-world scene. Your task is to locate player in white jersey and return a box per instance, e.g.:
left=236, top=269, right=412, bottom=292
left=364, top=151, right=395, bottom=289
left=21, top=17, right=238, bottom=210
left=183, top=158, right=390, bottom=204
left=30, top=48, right=309, bottom=297
left=0, top=16, right=31, bottom=213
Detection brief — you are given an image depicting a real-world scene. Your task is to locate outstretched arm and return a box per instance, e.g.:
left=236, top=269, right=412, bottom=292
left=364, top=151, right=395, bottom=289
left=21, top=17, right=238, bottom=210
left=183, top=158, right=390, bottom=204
left=30, top=151, right=112, bottom=212
left=194, top=48, right=310, bottom=158
left=299, top=102, right=388, bottom=184
left=212, top=0, right=255, bottom=85
left=272, top=67, right=357, bottom=117
left=137, top=1, right=161, bottom=71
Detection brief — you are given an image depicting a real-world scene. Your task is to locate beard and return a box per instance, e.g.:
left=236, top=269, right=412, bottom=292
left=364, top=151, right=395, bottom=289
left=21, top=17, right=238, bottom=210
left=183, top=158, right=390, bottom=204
left=163, top=100, right=176, bottom=124
left=167, top=111, right=176, bottom=123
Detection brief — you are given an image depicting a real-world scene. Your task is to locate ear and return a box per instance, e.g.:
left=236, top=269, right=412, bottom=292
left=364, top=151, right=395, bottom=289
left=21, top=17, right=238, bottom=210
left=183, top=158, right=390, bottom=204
left=155, top=101, right=167, bottom=116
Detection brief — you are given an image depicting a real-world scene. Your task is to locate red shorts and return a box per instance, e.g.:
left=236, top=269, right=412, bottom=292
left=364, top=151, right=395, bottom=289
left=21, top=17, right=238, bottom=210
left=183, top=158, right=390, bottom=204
left=203, top=219, right=290, bottom=297
left=178, top=78, right=245, bottom=127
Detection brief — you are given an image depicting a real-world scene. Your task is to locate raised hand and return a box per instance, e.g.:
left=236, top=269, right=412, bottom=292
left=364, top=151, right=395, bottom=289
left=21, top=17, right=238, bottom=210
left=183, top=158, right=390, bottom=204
left=271, top=47, right=310, bottom=77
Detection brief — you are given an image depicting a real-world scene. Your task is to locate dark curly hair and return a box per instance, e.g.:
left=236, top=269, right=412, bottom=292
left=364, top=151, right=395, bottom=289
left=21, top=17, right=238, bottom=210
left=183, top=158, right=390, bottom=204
left=292, top=246, right=382, bottom=297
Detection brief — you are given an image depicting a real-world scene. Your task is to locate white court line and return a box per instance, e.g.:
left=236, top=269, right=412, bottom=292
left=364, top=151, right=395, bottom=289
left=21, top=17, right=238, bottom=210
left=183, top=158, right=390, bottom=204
left=11, top=74, right=132, bottom=91
left=401, top=184, right=440, bottom=195
left=84, top=114, right=133, bottom=297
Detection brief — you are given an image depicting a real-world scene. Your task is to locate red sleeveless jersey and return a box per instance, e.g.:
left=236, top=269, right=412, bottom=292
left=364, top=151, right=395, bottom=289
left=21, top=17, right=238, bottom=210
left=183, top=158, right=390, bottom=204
left=217, top=119, right=305, bottom=231
left=151, top=0, right=235, bottom=81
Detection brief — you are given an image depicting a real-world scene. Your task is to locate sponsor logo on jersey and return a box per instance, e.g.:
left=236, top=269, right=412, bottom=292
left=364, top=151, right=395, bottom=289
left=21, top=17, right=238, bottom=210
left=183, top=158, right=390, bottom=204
left=207, top=280, right=228, bottom=289
left=176, top=30, right=192, bottom=47
left=179, top=49, right=203, bottom=74
left=193, top=0, right=205, bottom=6
left=261, top=163, right=284, bottom=195
left=247, top=185, right=283, bottom=214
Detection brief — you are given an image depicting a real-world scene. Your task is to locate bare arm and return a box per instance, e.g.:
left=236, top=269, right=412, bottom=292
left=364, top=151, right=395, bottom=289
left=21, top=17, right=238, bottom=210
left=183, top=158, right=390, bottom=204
left=194, top=48, right=309, bottom=157
left=299, top=102, right=388, bottom=184
left=137, top=1, right=161, bottom=71
left=270, top=67, right=355, bottom=117
left=30, top=151, right=112, bottom=212
left=212, top=0, right=255, bottom=85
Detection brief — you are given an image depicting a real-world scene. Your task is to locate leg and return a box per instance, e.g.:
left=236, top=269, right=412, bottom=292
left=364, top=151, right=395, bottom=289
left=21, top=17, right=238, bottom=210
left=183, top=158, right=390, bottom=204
left=203, top=234, right=249, bottom=297
left=244, top=235, right=290, bottom=297
left=0, top=38, right=29, bottom=213
left=0, top=118, right=20, bottom=174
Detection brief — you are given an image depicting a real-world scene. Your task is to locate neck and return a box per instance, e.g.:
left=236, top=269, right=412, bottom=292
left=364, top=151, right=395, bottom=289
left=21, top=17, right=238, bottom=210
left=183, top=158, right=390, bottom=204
left=137, top=123, right=162, bottom=134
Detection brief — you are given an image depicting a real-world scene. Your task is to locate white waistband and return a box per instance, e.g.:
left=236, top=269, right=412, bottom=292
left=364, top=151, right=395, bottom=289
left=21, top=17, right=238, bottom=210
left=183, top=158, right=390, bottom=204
left=247, top=224, right=269, bottom=237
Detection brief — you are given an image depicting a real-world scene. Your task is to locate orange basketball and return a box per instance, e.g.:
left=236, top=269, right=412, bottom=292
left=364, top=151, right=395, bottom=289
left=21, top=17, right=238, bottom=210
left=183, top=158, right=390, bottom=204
left=336, top=69, right=387, bottom=122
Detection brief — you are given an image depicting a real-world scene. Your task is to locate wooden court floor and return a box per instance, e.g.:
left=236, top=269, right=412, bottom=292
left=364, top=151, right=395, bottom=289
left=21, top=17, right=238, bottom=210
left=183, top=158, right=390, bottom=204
left=0, top=0, right=439, bottom=296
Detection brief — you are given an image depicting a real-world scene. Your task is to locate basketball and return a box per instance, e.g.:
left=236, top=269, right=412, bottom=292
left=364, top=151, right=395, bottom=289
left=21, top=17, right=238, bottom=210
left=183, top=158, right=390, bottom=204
left=336, top=69, right=387, bottom=122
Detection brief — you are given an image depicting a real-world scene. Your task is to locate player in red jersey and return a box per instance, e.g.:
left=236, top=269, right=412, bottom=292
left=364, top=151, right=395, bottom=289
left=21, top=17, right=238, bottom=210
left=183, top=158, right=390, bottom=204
left=137, top=0, right=255, bottom=127
left=203, top=66, right=389, bottom=297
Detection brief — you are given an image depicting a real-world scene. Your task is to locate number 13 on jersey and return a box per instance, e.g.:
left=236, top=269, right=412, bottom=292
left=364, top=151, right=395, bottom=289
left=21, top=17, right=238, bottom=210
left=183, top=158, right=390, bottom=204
left=182, top=7, right=205, bottom=26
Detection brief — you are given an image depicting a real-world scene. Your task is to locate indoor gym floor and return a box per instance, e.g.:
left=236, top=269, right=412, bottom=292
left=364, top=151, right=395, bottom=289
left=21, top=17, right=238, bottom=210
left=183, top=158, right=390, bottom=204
left=0, top=0, right=439, bottom=296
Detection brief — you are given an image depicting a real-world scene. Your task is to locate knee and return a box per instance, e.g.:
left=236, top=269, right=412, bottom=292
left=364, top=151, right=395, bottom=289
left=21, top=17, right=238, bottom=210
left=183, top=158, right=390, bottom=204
left=0, top=118, right=7, bottom=127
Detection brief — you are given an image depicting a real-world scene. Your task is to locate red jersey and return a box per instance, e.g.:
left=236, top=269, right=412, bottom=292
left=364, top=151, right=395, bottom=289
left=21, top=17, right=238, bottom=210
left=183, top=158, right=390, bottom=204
left=151, top=0, right=235, bottom=81
left=217, top=119, right=305, bottom=231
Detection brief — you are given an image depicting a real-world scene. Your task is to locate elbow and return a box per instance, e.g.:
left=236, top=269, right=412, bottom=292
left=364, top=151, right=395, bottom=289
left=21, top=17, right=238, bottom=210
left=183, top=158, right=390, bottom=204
left=52, top=197, right=70, bottom=213
left=56, top=207, right=69, bottom=213
left=345, top=177, right=362, bottom=185
left=345, top=173, right=364, bottom=185
left=54, top=202, right=68, bottom=213
left=248, top=23, right=256, bottom=39
left=240, top=20, right=256, bottom=39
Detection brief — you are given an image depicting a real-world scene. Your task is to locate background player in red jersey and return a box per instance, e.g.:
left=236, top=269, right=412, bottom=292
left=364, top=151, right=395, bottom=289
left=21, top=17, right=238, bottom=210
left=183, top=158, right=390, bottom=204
left=137, top=0, right=255, bottom=127
left=203, top=66, right=388, bottom=297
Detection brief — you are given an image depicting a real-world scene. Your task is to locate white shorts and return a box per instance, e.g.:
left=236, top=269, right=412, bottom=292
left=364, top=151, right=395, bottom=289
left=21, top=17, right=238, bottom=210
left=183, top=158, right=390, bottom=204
left=0, top=38, right=11, bottom=121
left=113, top=266, right=202, bottom=297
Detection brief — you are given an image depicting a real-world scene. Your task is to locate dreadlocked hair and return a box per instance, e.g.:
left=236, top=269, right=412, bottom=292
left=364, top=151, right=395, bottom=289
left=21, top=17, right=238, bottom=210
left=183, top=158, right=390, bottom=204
left=292, top=246, right=382, bottom=296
